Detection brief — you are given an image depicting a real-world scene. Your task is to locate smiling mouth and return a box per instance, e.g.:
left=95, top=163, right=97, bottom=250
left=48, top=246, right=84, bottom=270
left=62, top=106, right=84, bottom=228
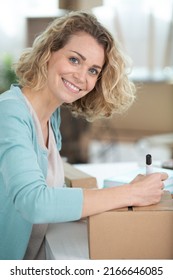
left=62, top=78, right=82, bottom=93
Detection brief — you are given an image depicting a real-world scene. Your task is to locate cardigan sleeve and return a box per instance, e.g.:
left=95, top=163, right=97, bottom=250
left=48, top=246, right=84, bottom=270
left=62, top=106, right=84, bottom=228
left=0, top=99, right=83, bottom=224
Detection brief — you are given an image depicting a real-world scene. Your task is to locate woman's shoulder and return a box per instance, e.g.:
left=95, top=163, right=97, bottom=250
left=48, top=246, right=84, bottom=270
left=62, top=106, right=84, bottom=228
left=0, top=84, right=23, bottom=101
left=0, top=84, right=29, bottom=116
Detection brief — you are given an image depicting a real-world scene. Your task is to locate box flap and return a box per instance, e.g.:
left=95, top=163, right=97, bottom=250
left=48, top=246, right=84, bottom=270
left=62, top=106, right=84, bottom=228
left=63, top=162, right=97, bottom=188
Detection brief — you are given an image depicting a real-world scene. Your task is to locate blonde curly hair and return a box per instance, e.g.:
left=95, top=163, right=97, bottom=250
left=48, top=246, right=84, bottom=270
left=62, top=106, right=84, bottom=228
left=14, top=11, right=136, bottom=121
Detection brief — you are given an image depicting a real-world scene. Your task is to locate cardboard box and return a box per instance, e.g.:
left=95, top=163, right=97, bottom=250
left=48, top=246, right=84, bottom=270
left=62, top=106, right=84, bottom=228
left=104, top=167, right=173, bottom=194
left=88, top=191, right=173, bottom=259
left=63, top=162, right=97, bottom=188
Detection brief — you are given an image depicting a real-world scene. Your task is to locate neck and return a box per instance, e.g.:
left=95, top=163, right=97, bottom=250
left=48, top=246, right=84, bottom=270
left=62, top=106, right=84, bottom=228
left=22, top=86, right=56, bottom=127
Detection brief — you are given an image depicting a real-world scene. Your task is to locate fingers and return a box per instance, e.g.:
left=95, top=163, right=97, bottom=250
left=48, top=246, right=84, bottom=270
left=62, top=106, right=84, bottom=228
left=160, top=172, right=169, bottom=181
left=147, top=171, right=168, bottom=181
left=161, top=182, right=165, bottom=190
left=152, top=172, right=168, bottom=190
left=131, top=171, right=168, bottom=188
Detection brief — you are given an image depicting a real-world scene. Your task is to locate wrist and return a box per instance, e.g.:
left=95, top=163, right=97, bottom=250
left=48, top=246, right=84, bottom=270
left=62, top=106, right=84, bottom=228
left=125, top=183, right=134, bottom=207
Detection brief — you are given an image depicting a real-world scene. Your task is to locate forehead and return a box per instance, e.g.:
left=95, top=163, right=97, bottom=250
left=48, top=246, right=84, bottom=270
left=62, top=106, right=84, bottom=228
left=63, top=32, right=105, bottom=66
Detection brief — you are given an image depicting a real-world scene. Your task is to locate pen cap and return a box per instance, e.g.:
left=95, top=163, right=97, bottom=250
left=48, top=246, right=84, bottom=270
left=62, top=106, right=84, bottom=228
left=146, top=154, right=152, bottom=165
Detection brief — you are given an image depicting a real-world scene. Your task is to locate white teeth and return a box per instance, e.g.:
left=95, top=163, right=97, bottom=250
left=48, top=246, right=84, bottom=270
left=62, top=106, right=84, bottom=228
left=63, top=79, right=80, bottom=92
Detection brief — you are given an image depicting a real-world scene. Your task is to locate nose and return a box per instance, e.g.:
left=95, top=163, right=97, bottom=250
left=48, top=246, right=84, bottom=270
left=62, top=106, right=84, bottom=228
left=73, top=67, right=87, bottom=83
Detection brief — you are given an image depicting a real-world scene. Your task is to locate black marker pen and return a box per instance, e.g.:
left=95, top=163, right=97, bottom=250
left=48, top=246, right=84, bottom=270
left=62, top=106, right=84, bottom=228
left=146, top=154, right=153, bottom=174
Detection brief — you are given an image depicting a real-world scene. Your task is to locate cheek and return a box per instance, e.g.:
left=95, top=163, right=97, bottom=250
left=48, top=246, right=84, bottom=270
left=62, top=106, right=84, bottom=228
left=87, top=78, right=98, bottom=92
left=47, top=64, right=64, bottom=85
left=48, top=57, right=65, bottom=76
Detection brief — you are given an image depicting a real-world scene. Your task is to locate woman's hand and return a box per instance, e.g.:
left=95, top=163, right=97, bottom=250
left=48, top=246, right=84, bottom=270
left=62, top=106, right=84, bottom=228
left=130, top=172, right=168, bottom=207
left=82, top=172, right=168, bottom=218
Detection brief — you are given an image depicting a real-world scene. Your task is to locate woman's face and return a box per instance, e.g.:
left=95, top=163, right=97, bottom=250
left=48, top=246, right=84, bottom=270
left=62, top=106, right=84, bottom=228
left=46, top=32, right=105, bottom=106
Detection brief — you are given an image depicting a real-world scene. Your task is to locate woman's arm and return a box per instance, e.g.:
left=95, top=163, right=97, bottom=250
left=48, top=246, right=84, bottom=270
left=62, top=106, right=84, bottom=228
left=81, top=172, right=168, bottom=217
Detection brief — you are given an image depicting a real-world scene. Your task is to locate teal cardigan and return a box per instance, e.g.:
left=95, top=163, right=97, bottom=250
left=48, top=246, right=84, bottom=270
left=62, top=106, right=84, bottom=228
left=0, top=85, right=83, bottom=260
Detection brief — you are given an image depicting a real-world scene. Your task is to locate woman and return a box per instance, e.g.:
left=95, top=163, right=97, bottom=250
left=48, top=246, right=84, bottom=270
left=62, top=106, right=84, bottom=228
left=0, top=11, right=167, bottom=260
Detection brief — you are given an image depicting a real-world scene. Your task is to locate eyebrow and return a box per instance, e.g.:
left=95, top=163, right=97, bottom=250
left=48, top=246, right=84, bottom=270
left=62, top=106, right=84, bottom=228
left=70, top=50, right=102, bottom=70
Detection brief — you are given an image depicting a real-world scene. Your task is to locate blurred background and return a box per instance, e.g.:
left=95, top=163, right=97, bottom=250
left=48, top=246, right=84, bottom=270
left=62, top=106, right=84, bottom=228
left=0, top=0, right=173, bottom=165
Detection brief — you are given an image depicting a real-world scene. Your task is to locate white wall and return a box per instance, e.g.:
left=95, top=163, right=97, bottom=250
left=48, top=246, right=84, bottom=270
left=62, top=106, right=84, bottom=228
left=0, top=0, right=172, bottom=78
left=0, top=0, right=58, bottom=60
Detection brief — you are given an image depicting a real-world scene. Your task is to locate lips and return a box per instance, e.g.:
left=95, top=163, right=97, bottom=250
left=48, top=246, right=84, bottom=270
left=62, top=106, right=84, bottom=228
left=62, top=78, right=81, bottom=93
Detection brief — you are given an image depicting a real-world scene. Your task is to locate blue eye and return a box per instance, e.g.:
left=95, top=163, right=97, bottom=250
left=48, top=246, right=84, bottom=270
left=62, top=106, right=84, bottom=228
left=89, top=68, right=99, bottom=76
left=69, top=57, right=79, bottom=64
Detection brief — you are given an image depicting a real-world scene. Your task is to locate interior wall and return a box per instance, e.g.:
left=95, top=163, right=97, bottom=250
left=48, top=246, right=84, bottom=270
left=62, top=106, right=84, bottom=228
left=59, top=0, right=103, bottom=10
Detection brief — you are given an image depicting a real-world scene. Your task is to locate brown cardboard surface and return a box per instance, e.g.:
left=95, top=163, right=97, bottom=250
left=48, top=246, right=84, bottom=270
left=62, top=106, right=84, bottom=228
left=88, top=191, right=173, bottom=259
left=63, top=162, right=97, bottom=188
